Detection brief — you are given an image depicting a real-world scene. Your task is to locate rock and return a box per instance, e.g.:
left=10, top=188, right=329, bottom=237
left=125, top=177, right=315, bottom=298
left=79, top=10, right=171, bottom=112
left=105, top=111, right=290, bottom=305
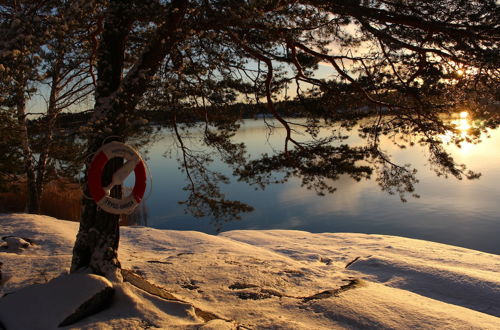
left=1, top=236, right=33, bottom=251
left=58, top=286, right=114, bottom=327
left=235, top=290, right=272, bottom=300
left=0, top=273, right=114, bottom=329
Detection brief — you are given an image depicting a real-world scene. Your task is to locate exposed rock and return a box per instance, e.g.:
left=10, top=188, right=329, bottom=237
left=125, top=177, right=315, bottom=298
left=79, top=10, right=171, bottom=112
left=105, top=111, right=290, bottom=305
left=121, top=269, right=223, bottom=322
left=228, top=282, right=258, bottom=290
left=58, top=286, right=114, bottom=326
left=302, top=279, right=361, bottom=302
left=235, top=290, right=273, bottom=300
left=121, top=268, right=177, bottom=300
left=0, top=273, right=114, bottom=329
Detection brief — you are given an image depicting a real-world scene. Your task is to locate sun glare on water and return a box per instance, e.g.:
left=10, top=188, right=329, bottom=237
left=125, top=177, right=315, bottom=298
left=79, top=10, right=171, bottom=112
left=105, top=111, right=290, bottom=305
left=455, top=116, right=471, bottom=132
left=440, top=111, right=473, bottom=153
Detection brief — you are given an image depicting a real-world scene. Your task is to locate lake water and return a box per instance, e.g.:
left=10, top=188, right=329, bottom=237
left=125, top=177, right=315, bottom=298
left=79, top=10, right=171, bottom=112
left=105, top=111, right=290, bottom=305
left=132, top=114, right=500, bottom=255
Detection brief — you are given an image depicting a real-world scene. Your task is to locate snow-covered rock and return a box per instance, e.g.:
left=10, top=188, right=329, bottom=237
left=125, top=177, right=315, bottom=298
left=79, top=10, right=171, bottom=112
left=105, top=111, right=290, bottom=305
left=0, top=273, right=113, bottom=329
left=1, top=213, right=499, bottom=329
left=1, top=236, right=32, bottom=251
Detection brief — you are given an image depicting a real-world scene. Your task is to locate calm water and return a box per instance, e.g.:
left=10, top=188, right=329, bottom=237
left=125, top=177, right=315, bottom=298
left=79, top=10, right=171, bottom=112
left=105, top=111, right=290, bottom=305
left=132, top=116, right=500, bottom=255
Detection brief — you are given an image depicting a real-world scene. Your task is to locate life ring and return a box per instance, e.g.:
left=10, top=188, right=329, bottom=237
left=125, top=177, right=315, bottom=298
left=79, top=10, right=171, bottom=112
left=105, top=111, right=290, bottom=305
left=87, top=141, right=147, bottom=215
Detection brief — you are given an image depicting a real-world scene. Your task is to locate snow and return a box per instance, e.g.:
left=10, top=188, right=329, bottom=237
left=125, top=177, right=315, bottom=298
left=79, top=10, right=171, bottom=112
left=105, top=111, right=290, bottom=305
left=1, top=213, right=499, bottom=329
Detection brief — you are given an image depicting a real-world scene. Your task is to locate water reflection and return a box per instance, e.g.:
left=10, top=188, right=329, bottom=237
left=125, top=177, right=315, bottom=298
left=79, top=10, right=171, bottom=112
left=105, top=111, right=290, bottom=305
left=137, top=110, right=500, bottom=254
left=440, top=111, right=476, bottom=154
left=456, top=111, right=471, bottom=132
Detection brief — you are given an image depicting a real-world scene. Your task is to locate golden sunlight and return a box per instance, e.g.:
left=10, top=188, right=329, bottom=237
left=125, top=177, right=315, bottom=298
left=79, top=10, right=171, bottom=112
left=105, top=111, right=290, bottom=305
left=452, top=111, right=471, bottom=132
left=455, top=118, right=471, bottom=132
left=439, top=111, right=473, bottom=153
left=453, top=111, right=471, bottom=133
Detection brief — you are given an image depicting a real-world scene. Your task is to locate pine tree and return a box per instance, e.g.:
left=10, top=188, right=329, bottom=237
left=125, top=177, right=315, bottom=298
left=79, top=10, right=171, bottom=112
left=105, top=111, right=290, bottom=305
left=3, top=0, right=496, bottom=279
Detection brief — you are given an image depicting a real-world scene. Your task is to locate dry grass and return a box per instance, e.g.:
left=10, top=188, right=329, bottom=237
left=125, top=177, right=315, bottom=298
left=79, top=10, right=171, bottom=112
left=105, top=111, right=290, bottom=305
left=0, top=180, right=82, bottom=222
left=0, top=179, right=146, bottom=225
left=0, top=182, right=26, bottom=212
left=40, top=181, right=82, bottom=221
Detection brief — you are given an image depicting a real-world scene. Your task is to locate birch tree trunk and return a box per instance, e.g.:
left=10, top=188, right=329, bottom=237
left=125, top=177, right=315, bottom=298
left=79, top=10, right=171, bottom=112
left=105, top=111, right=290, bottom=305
left=15, top=81, right=39, bottom=214
left=35, top=61, right=60, bottom=202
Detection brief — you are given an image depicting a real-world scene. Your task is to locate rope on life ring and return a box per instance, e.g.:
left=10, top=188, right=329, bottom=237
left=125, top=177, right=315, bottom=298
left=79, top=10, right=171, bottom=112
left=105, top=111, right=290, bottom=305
left=87, top=141, right=147, bottom=215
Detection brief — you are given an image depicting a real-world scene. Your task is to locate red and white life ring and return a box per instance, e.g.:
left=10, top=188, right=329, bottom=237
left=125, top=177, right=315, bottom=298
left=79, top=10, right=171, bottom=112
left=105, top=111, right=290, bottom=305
left=87, top=141, right=147, bottom=215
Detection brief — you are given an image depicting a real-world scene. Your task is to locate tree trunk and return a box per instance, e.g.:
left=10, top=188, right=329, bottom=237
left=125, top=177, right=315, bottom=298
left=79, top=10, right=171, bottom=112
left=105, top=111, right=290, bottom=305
left=35, top=61, right=61, bottom=201
left=70, top=0, right=132, bottom=280
left=71, top=137, right=123, bottom=280
left=16, top=84, right=39, bottom=214
left=70, top=0, right=188, bottom=280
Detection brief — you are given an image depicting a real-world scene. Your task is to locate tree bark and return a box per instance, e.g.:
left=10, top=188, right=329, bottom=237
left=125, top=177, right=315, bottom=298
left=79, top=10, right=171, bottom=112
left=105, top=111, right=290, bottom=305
left=15, top=81, right=39, bottom=214
left=35, top=60, right=61, bottom=202
left=70, top=0, right=132, bottom=280
left=70, top=0, right=188, bottom=280
left=71, top=141, right=123, bottom=279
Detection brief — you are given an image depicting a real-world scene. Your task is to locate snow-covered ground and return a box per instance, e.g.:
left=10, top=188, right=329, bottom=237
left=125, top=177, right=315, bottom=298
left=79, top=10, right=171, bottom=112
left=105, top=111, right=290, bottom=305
left=1, top=213, right=499, bottom=329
